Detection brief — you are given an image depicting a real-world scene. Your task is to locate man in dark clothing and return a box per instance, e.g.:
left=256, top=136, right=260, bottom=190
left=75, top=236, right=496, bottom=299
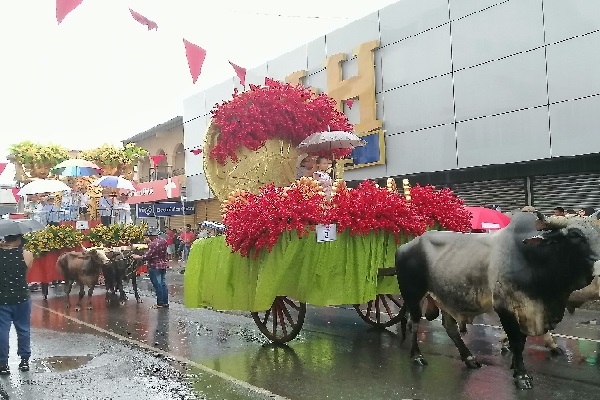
left=0, top=234, right=34, bottom=374
left=132, top=231, right=169, bottom=309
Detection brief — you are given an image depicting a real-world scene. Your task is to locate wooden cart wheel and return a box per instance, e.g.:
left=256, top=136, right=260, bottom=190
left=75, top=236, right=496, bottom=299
left=251, top=297, right=306, bottom=343
left=354, top=294, right=404, bottom=328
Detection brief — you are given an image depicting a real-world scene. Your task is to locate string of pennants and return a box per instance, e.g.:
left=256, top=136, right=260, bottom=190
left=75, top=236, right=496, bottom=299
left=56, top=0, right=356, bottom=157
left=57, top=0, right=247, bottom=88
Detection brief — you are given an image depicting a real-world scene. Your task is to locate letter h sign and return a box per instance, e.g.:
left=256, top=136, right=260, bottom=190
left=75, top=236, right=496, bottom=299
left=325, top=40, right=384, bottom=168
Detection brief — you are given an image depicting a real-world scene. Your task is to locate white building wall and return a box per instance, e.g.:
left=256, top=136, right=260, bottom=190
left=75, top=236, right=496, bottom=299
left=184, top=0, right=600, bottom=201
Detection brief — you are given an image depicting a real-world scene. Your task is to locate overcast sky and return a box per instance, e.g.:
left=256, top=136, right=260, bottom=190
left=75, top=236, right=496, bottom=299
left=0, top=0, right=395, bottom=169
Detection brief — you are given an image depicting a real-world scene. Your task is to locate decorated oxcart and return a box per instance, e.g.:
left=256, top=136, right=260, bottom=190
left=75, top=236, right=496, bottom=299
left=184, top=81, right=472, bottom=343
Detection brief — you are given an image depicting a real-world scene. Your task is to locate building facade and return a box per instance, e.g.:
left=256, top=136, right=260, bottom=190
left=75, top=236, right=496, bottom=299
left=122, top=117, right=196, bottom=229
left=183, top=0, right=600, bottom=213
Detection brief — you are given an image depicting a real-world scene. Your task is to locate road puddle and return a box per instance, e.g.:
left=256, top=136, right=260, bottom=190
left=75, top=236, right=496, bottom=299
left=35, top=355, right=94, bottom=372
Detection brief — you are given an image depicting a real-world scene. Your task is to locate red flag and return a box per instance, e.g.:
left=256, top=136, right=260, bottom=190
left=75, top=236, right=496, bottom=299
left=149, top=155, right=166, bottom=167
left=183, top=39, right=207, bottom=84
left=190, top=149, right=203, bottom=155
left=345, top=99, right=355, bottom=109
left=129, top=8, right=158, bottom=31
left=0, top=163, right=6, bottom=175
left=11, top=188, right=21, bottom=203
left=56, top=0, right=83, bottom=24
left=229, top=61, right=247, bottom=86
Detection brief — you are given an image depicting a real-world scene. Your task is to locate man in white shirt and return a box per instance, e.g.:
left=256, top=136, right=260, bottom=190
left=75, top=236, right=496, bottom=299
left=98, top=191, right=114, bottom=226
left=114, top=193, right=132, bottom=224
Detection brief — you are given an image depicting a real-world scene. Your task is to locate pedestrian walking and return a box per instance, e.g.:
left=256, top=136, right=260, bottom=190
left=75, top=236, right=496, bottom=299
left=132, top=230, right=169, bottom=309
left=179, top=224, right=195, bottom=263
left=0, top=234, right=34, bottom=374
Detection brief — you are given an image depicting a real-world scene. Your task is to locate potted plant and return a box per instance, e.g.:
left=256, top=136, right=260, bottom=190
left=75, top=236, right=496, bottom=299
left=87, top=223, right=146, bottom=247
left=81, top=144, right=147, bottom=177
left=8, top=141, right=70, bottom=180
left=24, top=225, right=85, bottom=288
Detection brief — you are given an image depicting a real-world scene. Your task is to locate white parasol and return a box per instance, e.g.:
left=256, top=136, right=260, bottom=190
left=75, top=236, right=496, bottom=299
left=297, top=131, right=366, bottom=153
left=17, top=179, right=71, bottom=196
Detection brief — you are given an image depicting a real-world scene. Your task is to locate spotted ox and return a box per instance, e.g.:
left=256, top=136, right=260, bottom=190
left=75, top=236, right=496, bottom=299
left=57, top=248, right=110, bottom=311
left=395, top=212, right=600, bottom=389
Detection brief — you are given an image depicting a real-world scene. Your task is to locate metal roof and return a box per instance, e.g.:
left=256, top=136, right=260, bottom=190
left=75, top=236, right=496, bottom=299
left=122, top=116, right=183, bottom=145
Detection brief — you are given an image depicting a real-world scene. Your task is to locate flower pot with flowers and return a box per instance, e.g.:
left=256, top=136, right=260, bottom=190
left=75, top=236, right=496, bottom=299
left=86, top=223, right=146, bottom=248
left=24, top=224, right=85, bottom=286
left=80, top=143, right=147, bottom=178
left=8, top=141, right=70, bottom=181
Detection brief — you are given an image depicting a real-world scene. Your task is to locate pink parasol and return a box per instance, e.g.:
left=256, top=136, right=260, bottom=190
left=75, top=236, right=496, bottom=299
left=465, top=206, right=511, bottom=230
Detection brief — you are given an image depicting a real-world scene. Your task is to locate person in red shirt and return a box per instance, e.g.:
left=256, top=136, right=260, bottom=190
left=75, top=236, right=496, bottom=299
left=165, top=228, right=176, bottom=260
left=179, top=224, right=196, bottom=263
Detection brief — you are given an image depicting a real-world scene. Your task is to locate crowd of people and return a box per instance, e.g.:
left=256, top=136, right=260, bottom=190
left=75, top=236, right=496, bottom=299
left=23, top=188, right=132, bottom=226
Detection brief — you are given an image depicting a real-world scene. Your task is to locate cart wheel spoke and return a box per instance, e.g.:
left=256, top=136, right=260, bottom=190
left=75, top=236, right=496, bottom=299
left=251, top=296, right=306, bottom=343
left=386, top=294, right=403, bottom=308
left=380, top=295, right=394, bottom=319
left=354, top=294, right=404, bottom=328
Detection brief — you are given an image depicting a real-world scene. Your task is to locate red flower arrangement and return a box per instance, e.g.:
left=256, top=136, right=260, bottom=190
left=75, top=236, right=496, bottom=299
left=327, top=180, right=426, bottom=241
left=222, top=180, right=326, bottom=258
left=222, top=179, right=471, bottom=258
left=209, top=79, right=353, bottom=164
left=409, top=184, right=472, bottom=232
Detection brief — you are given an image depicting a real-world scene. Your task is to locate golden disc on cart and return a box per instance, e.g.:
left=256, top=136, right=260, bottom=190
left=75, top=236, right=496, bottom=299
left=203, top=121, right=301, bottom=201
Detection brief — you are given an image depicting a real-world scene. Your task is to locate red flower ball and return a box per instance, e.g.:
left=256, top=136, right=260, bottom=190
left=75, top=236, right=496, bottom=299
left=209, top=79, right=353, bottom=165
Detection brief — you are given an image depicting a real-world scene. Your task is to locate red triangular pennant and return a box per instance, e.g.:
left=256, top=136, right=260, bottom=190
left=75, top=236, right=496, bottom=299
left=345, top=99, right=355, bottom=109
left=11, top=188, right=21, bottom=202
left=129, top=9, right=158, bottom=30
left=149, top=154, right=166, bottom=167
left=183, top=39, right=207, bottom=84
left=56, top=0, right=83, bottom=24
left=190, top=149, right=203, bottom=155
left=229, top=61, right=247, bottom=86
left=0, top=163, right=6, bottom=175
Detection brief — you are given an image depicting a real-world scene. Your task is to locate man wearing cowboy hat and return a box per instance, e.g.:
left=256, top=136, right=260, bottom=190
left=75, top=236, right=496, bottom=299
left=132, top=230, right=169, bottom=309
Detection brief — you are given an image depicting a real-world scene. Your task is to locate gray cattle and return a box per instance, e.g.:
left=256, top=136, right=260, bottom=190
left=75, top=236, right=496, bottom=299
left=395, top=212, right=600, bottom=389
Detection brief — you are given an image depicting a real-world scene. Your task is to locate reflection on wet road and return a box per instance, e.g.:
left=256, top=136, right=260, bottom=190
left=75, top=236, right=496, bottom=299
left=20, top=274, right=600, bottom=399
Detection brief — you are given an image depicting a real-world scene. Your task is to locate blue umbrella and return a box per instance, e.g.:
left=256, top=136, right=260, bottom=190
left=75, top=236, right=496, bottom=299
left=51, top=159, right=101, bottom=177
left=92, top=176, right=136, bottom=191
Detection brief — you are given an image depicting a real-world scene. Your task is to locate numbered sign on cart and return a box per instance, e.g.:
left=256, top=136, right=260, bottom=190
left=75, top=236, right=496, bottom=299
left=75, top=220, right=89, bottom=230
left=316, top=224, right=337, bottom=243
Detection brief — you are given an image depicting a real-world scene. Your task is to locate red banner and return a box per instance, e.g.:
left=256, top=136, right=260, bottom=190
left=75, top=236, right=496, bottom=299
left=128, top=176, right=183, bottom=204
left=0, top=163, right=7, bottom=175
left=183, top=39, right=207, bottom=84
left=56, top=0, right=83, bottom=24
left=149, top=154, right=166, bottom=167
left=229, top=61, right=247, bottom=86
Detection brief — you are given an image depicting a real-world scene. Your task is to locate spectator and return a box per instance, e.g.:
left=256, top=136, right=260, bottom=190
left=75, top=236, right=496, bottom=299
left=578, top=207, right=595, bottom=217
left=98, top=191, right=113, bottom=226
left=42, top=196, right=60, bottom=226
left=0, top=234, right=34, bottom=374
left=179, top=224, right=195, bottom=263
left=165, top=228, right=176, bottom=261
left=132, top=231, right=169, bottom=309
left=553, top=207, right=565, bottom=217
left=565, top=209, right=577, bottom=217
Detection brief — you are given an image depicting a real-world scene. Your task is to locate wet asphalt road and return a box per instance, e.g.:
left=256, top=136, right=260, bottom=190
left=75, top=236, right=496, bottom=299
left=7, top=268, right=600, bottom=400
